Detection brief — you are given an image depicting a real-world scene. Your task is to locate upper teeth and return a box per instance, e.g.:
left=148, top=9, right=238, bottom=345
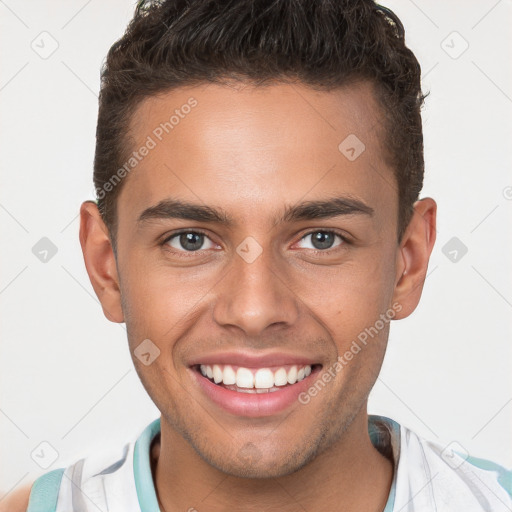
left=199, top=364, right=312, bottom=389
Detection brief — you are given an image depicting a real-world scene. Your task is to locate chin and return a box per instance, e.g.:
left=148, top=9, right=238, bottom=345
left=195, top=439, right=319, bottom=479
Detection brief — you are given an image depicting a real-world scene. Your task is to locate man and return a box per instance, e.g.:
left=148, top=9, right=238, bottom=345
left=7, top=0, right=511, bottom=510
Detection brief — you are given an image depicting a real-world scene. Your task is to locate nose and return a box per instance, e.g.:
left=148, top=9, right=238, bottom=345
left=212, top=240, right=300, bottom=337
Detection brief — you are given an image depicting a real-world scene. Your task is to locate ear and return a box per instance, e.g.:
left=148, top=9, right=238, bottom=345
left=392, top=198, right=437, bottom=320
left=79, top=201, right=124, bottom=323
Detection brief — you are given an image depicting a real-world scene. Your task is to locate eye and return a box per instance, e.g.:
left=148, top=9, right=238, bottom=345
left=162, top=231, right=217, bottom=252
left=296, top=230, right=347, bottom=251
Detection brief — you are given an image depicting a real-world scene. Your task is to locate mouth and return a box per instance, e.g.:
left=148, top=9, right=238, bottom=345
left=194, top=363, right=322, bottom=393
left=190, top=361, right=323, bottom=417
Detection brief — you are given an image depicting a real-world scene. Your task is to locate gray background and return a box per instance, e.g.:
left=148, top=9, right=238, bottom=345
left=1, top=0, right=511, bottom=494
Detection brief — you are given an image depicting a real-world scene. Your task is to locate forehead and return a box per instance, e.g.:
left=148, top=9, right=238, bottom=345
left=129, top=80, right=383, bottom=153
left=118, top=81, right=395, bottom=229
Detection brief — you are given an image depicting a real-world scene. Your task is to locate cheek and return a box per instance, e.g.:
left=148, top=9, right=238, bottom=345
left=304, top=255, right=393, bottom=310
left=119, top=253, right=216, bottom=344
left=305, top=256, right=396, bottom=343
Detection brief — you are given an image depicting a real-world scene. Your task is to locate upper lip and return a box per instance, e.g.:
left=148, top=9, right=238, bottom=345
left=187, top=351, right=322, bottom=369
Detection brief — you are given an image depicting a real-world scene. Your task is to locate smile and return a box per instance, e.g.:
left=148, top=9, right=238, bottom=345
left=191, top=359, right=323, bottom=417
left=198, top=363, right=317, bottom=393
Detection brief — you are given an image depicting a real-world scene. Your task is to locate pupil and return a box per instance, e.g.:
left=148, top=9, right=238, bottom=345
left=180, top=233, right=203, bottom=251
left=312, top=232, right=334, bottom=250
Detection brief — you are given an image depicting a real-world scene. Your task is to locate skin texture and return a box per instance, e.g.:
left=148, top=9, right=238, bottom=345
left=78, top=81, right=436, bottom=512
left=0, top=484, right=31, bottom=512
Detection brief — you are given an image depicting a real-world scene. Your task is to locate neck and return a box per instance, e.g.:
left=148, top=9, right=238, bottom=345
left=151, top=409, right=394, bottom=512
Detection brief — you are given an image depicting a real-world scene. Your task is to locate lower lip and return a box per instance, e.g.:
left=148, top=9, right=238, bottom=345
left=191, top=366, right=322, bottom=418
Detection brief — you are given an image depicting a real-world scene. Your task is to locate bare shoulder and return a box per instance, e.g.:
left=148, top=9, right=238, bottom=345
left=0, top=482, right=33, bottom=512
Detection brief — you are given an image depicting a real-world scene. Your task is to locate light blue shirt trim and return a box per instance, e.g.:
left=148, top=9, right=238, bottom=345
left=133, top=417, right=162, bottom=512
left=369, top=414, right=400, bottom=512
left=26, top=468, right=65, bottom=512
left=458, top=453, right=512, bottom=499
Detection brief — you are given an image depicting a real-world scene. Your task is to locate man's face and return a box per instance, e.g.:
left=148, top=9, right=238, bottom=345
left=113, top=81, right=404, bottom=477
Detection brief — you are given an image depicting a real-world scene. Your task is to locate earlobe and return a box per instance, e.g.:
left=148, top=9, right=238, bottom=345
left=79, top=201, right=124, bottom=323
left=392, top=198, right=437, bottom=320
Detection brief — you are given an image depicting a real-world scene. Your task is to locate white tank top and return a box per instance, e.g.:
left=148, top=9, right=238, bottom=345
left=26, top=415, right=512, bottom=511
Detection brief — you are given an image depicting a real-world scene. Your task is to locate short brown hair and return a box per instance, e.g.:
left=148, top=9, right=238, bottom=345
left=94, top=0, right=427, bottom=249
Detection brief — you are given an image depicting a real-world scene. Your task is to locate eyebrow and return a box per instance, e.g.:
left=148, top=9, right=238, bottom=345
left=137, top=196, right=374, bottom=227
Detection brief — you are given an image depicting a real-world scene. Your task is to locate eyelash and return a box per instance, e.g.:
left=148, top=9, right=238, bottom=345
left=159, top=229, right=350, bottom=256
